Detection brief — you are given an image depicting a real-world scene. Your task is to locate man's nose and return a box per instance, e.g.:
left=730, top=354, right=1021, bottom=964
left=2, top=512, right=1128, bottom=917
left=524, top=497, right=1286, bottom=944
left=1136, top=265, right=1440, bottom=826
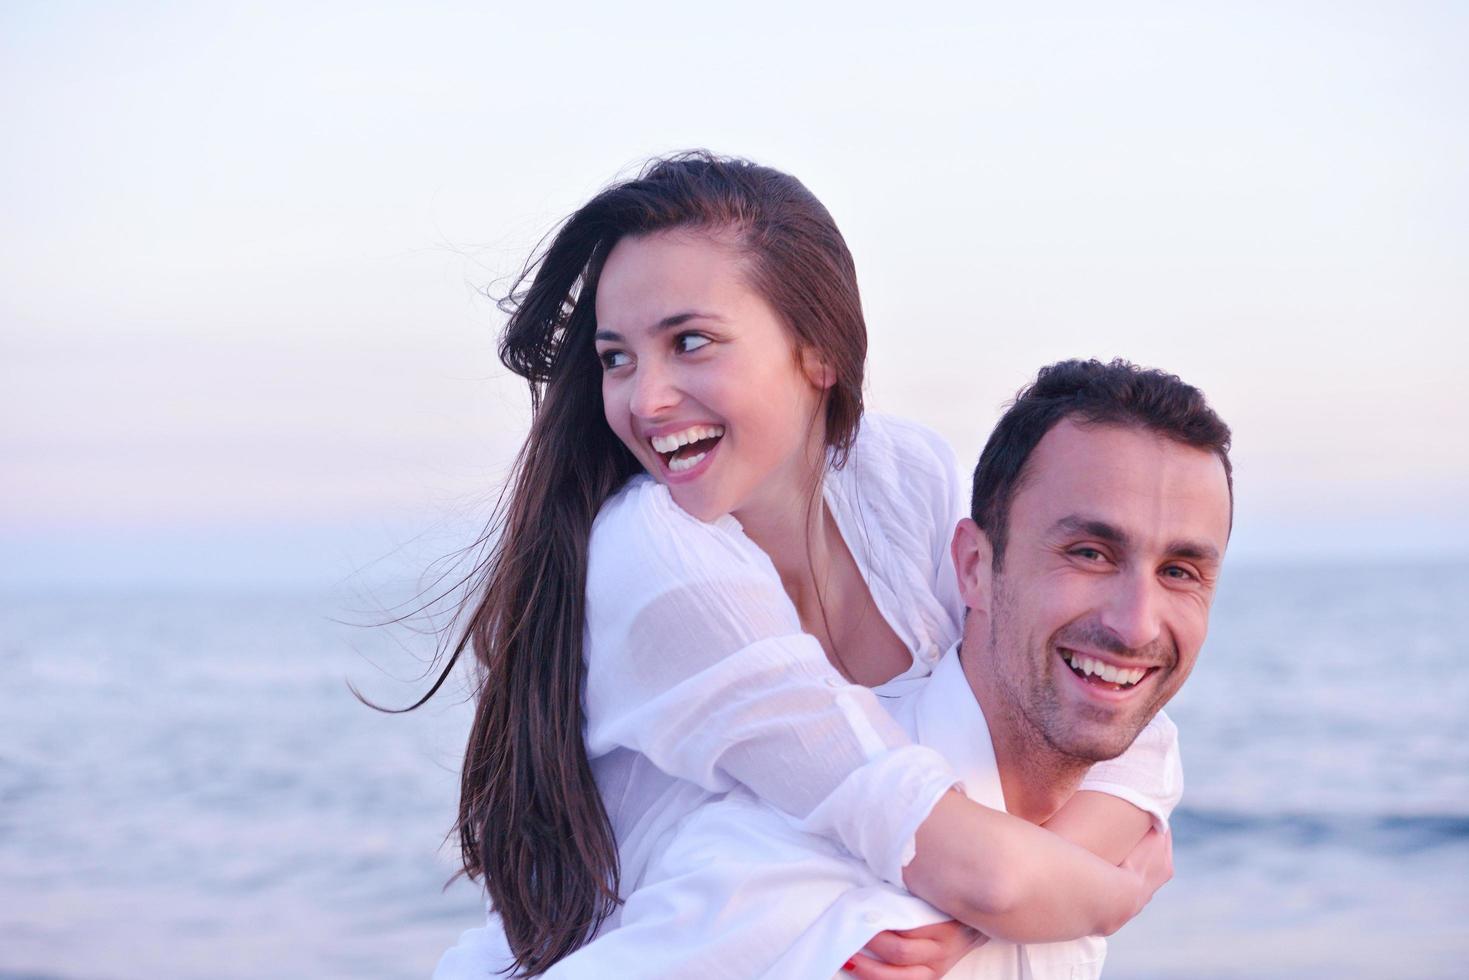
left=628, top=359, right=680, bottom=419
left=1099, top=571, right=1164, bottom=653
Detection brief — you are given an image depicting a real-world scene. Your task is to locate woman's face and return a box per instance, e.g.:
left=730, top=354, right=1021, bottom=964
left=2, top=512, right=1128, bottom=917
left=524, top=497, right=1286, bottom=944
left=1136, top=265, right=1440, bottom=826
left=593, top=229, right=831, bottom=524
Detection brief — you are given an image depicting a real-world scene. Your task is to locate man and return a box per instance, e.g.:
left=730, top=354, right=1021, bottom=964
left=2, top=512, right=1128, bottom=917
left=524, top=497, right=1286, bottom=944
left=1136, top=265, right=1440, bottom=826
left=442, top=358, right=1233, bottom=978
left=887, top=355, right=1231, bottom=977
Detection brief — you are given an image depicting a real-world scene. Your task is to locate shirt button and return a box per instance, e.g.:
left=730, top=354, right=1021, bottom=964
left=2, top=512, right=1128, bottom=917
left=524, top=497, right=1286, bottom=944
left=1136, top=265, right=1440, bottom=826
left=862, top=909, right=883, bottom=925
left=824, top=676, right=843, bottom=688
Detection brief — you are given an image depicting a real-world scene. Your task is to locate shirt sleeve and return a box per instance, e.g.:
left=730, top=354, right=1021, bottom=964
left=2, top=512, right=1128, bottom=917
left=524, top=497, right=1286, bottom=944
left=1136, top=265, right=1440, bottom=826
left=583, top=479, right=959, bottom=886
left=1077, top=710, right=1184, bottom=830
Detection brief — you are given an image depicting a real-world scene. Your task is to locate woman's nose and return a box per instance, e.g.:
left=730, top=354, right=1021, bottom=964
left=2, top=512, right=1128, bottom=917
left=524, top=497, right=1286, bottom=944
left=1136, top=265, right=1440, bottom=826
left=628, top=360, right=680, bottom=418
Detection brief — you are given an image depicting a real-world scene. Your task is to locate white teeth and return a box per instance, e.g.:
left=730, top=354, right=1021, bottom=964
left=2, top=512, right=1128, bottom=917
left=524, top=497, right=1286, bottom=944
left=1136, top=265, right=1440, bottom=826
left=1065, top=652, right=1147, bottom=688
left=667, top=451, right=708, bottom=473
left=651, top=425, right=725, bottom=454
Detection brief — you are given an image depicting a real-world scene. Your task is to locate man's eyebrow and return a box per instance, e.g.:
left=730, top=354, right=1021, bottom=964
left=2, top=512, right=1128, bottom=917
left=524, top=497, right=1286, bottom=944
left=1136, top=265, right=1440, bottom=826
left=1053, top=515, right=1222, bottom=564
left=1164, top=539, right=1221, bottom=563
left=1051, top=515, right=1130, bottom=546
left=594, top=310, right=725, bottom=342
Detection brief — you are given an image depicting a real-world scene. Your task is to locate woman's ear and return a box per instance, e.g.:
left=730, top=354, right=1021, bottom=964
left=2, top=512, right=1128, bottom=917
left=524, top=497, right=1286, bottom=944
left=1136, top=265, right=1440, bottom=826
left=951, top=518, right=995, bottom=615
left=799, top=347, right=838, bottom=390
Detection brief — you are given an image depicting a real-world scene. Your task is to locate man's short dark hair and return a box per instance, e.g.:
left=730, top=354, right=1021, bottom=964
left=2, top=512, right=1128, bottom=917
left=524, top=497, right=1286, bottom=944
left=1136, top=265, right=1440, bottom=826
left=971, top=358, right=1233, bottom=567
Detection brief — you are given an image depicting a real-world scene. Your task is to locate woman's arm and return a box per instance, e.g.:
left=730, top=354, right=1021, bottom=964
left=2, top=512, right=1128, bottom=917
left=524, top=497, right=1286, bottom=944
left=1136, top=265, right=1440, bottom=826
left=851, top=791, right=1160, bottom=978
left=903, top=711, right=1182, bottom=944
left=904, top=790, right=1170, bottom=943
left=1043, top=790, right=1153, bottom=864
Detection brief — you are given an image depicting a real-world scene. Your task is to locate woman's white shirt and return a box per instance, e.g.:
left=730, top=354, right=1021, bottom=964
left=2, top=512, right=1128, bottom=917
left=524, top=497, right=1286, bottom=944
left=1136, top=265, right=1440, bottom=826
left=583, top=414, right=967, bottom=907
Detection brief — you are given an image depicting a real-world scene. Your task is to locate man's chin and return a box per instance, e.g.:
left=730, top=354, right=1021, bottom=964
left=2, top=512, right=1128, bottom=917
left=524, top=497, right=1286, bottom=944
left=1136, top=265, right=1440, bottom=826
left=1046, top=723, right=1147, bottom=764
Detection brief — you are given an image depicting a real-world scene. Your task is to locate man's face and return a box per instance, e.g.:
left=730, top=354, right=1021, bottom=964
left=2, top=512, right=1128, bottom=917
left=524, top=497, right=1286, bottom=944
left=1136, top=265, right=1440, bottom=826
left=956, top=418, right=1232, bottom=763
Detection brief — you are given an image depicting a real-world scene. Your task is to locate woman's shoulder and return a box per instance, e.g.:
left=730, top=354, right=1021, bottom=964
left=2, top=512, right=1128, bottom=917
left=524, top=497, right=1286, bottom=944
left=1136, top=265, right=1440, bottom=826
left=832, top=414, right=967, bottom=644
left=840, top=414, right=964, bottom=517
left=848, top=414, right=962, bottom=489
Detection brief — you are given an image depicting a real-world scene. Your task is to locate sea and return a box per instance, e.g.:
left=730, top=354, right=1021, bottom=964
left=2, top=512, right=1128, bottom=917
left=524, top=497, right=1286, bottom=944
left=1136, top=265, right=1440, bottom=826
left=3, top=561, right=1467, bottom=979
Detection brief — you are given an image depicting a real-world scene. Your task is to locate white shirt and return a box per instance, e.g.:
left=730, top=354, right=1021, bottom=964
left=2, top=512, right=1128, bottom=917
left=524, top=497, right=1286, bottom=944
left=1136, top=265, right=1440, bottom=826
left=433, top=415, right=1180, bottom=978
left=580, top=415, right=967, bottom=913
left=543, top=647, right=1182, bottom=980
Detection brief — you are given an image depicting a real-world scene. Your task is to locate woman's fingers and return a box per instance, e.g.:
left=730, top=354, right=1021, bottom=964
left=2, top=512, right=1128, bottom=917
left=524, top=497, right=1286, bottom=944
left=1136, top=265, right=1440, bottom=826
left=1121, top=827, right=1174, bottom=902
left=854, top=920, right=986, bottom=978
left=843, top=953, right=937, bottom=980
left=890, top=920, right=983, bottom=946
left=861, top=929, right=943, bottom=966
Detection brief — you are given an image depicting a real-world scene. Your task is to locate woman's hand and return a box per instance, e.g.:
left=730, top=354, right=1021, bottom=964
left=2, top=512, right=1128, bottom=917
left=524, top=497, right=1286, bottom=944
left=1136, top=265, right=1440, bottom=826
left=1115, top=826, right=1173, bottom=929
left=843, top=920, right=988, bottom=979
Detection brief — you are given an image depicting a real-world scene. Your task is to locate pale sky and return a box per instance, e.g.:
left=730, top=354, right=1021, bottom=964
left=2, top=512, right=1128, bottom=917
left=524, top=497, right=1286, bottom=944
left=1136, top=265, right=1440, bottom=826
left=3, top=1, right=1466, bottom=588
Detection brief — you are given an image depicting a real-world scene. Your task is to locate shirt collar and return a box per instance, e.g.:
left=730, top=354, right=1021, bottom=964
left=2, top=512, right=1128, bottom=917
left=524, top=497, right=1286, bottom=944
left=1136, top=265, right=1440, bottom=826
left=905, top=641, right=1007, bottom=812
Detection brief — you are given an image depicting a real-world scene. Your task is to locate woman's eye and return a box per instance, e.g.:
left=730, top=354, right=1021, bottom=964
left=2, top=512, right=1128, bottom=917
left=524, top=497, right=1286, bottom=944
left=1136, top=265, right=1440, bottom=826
left=675, top=333, right=711, bottom=354
left=598, top=350, right=630, bottom=370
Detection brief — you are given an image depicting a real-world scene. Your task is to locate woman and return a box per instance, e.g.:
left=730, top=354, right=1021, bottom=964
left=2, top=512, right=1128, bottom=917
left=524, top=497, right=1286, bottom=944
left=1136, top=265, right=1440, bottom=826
left=428, top=152, right=1173, bottom=978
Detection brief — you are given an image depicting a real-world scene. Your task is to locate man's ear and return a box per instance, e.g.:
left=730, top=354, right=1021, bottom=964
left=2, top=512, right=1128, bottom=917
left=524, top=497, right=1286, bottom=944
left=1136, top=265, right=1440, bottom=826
left=799, top=347, right=837, bottom=390
left=951, top=518, right=994, bottom=613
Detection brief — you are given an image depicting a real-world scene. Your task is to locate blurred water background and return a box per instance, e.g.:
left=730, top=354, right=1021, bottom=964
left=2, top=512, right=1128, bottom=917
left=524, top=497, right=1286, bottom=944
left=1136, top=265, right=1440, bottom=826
left=3, top=560, right=1466, bottom=979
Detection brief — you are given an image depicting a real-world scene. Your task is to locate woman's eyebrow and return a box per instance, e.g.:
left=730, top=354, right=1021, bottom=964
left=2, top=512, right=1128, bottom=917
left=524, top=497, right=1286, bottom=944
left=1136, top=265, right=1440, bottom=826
left=595, top=311, right=726, bottom=343
left=656, top=310, right=725, bottom=329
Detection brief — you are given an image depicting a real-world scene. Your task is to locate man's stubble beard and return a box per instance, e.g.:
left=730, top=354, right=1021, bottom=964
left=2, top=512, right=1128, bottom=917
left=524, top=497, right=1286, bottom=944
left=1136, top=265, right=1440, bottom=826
left=989, top=572, right=1177, bottom=767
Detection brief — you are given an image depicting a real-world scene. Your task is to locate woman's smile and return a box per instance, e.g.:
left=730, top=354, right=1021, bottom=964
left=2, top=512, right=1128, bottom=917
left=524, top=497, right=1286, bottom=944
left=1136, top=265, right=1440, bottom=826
left=648, top=423, right=726, bottom=473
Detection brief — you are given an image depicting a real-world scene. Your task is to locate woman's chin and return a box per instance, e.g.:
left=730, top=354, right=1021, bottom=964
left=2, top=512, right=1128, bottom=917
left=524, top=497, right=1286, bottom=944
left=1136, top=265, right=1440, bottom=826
left=667, top=487, right=728, bottom=524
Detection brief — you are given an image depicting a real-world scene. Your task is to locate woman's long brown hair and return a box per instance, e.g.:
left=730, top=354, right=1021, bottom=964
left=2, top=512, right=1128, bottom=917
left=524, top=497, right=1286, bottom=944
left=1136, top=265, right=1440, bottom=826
left=419, top=151, right=870, bottom=974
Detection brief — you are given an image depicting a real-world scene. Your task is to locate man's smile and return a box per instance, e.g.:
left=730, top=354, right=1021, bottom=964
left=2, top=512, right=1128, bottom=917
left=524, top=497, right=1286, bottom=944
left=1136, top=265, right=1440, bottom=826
left=1055, top=646, right=1162, bottom=700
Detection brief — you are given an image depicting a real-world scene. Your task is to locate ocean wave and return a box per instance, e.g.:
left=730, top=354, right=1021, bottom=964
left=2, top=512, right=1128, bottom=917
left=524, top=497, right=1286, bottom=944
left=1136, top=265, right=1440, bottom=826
left=1171, top=806, right=1469, bottom=852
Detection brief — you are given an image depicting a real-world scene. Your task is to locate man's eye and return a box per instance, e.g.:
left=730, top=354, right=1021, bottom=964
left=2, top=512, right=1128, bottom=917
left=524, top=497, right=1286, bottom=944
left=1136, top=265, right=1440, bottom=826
left=598, top=350, right=630, bottom=369
left=675, top=333, right=711, bottom=354
left=1072, top=547, right=1106, bottom=562
left=1162, top=565, right=1197, bottom=582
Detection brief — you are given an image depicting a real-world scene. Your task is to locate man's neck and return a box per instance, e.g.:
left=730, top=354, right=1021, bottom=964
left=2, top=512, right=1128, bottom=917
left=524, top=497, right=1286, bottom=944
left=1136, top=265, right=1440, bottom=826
left=958, top=643, right=1092, bottom=824
left=991, top=727, right=1091, bottom=825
